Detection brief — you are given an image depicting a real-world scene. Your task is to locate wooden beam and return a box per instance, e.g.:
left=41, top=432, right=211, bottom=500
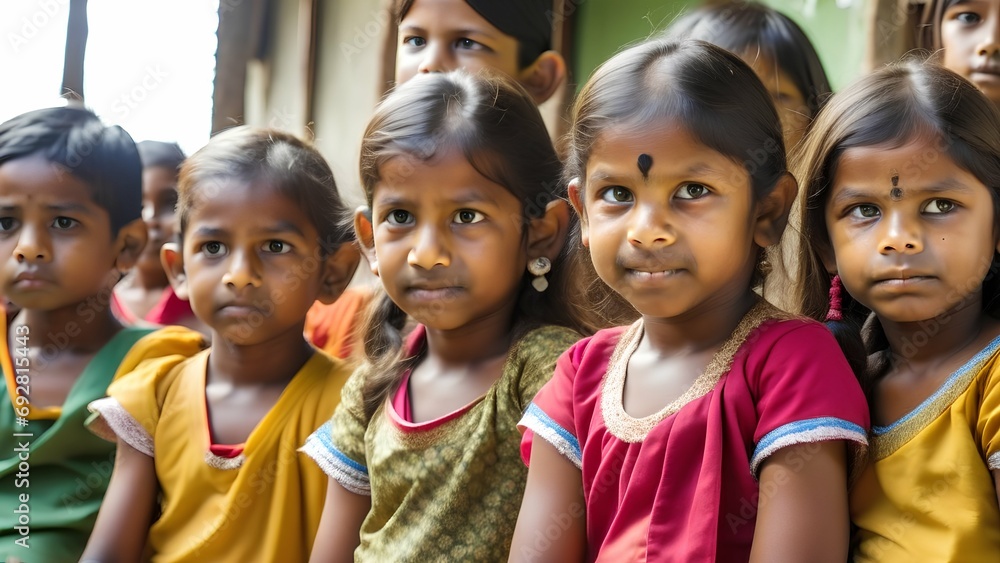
left=61, top=0, right=89, bottom=102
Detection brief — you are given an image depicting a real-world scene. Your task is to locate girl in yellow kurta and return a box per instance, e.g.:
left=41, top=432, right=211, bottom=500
left=793, top=61, right=1000, bottom=560
left=81, top=127, right=361, bottom=563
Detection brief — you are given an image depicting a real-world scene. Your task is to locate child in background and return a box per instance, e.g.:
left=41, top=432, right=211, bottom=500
left=112, top=140, right=203, bottom=333
left=393, top=0, right=566, bottom=104
left=921, top=0, right=1000, bottom=107
left=0, top=107, right=203, bottom=562
left=303, top=71, right=587, bottom=561
left=793, top=60, right=1000, bottom=561
left=81, top=127, right=361, bottom=562
left=509, top=39, right=870, bottom=562
left=665, top=0, right=832, bottom=152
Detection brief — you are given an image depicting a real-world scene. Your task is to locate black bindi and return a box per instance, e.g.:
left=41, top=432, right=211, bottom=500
left=890, top=169, right=902, bottom=201
left=637, top=153, right=653, bottom=179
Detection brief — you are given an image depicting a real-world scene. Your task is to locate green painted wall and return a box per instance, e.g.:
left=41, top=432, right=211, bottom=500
left=572, top=0, right=869, bottom=92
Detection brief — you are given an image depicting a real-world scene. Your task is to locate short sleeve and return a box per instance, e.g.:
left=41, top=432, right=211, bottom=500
left=748, top=321, right=870, bottom=477
left=510, top=325, right=581, bottom=411
left=517, top=337, right=590, bottom=469
left=87, top=327, right=206, bottom=456
left=300, top=364, right=372, bottom=495
left=978, top=360, right=1000, bottom=470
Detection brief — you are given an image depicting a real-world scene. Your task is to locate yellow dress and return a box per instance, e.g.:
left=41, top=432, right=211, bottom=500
left=88, top=347, right=351, bottom=563
left=851, top=336, right=1000, bottom=561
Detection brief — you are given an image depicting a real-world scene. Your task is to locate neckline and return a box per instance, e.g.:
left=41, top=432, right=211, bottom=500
left=600, top=301, right=778, bottom=443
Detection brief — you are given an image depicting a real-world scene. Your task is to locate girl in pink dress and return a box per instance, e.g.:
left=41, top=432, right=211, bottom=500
left=508, top=39, right=870, bottom=562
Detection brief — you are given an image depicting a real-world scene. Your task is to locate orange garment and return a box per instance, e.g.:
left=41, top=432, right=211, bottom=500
left=303, top=286, right=374, bottom=360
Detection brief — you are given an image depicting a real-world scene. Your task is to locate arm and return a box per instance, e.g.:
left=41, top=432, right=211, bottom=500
left=508, top=438, right=586, bottom=563
left=308, top=477, right=372, bottom=563
left=749, top=441, right=850, bottom=563
left=80, top=440, right=158, bottom=563
left=993, top=469, right=1000, bottom=513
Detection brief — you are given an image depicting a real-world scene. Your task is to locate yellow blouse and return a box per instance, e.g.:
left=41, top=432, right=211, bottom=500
left=851, top=336, right=1000, bottom=561
left=89, top=347, right=351, bottom=563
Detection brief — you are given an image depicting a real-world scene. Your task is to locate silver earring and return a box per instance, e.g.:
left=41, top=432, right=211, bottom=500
left=527, top=257, right=551, bottom=292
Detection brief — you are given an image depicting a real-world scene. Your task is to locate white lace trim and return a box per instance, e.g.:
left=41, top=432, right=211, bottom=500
left=87, top=397, right=154, bottom=457
left=299, top=434, right=371, bottom=496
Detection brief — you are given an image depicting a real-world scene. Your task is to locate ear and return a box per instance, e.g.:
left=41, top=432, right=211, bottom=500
left=112, top=218, right=148, bottom=274
left=567, top=177, right=589, bottom=248
left=316, top=243, right=362, bottom=304
left=527, top=199, right=570, bottom=263
left=354, top=206, right=379, bottom=278
left=518, top=51, right=567, bottom=105
left=753, top=172, right=797, bottom=249
left=160, top=242, right=189, bottom=301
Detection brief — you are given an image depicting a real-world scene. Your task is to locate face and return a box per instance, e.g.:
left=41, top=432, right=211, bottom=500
left=0, top=155, right=126, bottom=313
left=364, top=150, right=528, bottom=331
left=138, top=166, right=178, bottom=271
left=395, top=0, right=525, bottom=85
left=745, top=53, right=810, bottom=151
left=180, top=181, right=326, bottom=345
left=824, top=135, right=1000, bottom=324
left=571, top=123, right=766, bottom=320
left=941, top=0, right=1000, bottom=106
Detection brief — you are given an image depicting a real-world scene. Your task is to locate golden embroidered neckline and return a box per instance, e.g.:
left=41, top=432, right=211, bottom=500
left=601, top=301, right=778, bottom=443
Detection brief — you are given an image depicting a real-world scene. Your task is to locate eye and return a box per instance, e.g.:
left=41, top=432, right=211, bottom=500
left=52, top=217, right=77, bottom=230
left=0, top=218, right=18, bottom=232
left=849, top=204, right=881, bottom=219
left=263, top=240, right=291, bottom=254
left=675, top=183, right=709, bottom=200
left=387, top=210, right=413, bottom=226
left=923, top=199, right=956, bottom=214
left=454, top=210, right=484, bottom=224
left=201, top=241, right=226, bottom=256
left=600, top=186, right=634, bottom=203
left=955, top=12, right=982, bottom=25
left=455, top=38, right=484, bottom=50
left=403, top=36, right=426, bottom=48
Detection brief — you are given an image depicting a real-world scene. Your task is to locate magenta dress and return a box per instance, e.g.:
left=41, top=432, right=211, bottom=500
left=520, top=306, right=870, bottom=562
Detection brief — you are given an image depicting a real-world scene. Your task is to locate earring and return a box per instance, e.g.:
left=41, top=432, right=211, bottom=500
left=527, top=257, right=551, bottom=292
left=825, top=274, right=843, bottom=322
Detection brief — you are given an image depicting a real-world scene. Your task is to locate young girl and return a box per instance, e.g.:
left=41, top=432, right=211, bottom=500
left=665, top=0, right=833, bottom=152
left=301, top=70, right=588, bottom=561
left=921, top=0, right=1000, bottom=108
left=509, top=39, right=870, bottom=562
left=794, top=60, right=1000, bottom=560
left=112, top=140, right=203, bottom=333
left=81, top=127, right=361, bottom=562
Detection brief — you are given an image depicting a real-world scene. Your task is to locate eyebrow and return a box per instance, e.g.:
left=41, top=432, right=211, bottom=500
left=589, top=162, right=731, bottom=184
left=47, top=203, right=95, bottom=215
left=398, top=24, right=498, bottom=40
left=375, top=190, right=500, bottom=208
left=191, top=221, right=306, bottom=239
left=831, top=179, right=977, bottom=205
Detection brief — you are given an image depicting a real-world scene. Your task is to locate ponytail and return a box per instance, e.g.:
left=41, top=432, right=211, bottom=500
left=360, top=290, right=419, bottom=420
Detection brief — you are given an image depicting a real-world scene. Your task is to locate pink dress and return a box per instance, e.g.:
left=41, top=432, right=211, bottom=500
left=520, top=306, right=870, bottom=562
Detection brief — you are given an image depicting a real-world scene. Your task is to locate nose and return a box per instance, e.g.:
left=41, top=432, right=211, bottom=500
left=417, top=42, right=449, bottom=74
left=878, top=211, right=923, bottom=255
left=13, top=224, right=50, bottom=264
left=222, top=249, right=263, bottom=290
left=627, top=204, right=676, bottom=248
left=976, top=16, right=1000, bottom=57
left=407, top=224, right=450, bottom=269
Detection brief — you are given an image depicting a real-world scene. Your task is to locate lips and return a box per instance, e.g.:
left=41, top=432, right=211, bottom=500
left=12, top=270, right=50, bottom=288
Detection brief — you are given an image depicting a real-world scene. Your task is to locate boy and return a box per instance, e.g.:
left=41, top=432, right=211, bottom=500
left=0, top=107, right=203, bottom=562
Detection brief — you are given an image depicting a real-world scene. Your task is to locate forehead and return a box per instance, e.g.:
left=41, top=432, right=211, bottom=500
left=0, top=154, right=99, bottom=207
left=401, top=0, right=503, bottom=33
left=833, top=135, right=987, bottom=192
left=374, top=151, right=521, bottom=208
left=185, top=180, right=315, bottom=229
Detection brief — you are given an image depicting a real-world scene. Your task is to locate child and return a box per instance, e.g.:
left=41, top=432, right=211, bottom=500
left=112, top=140, right=203, bottom=333
left=509, top=39, right=870, bottom=562
left=81, top=127, right=361, bottom=562
left=0, top=107, right=204, bottom=562
left=393, top=0, right=566, bottom=104
left=665, top=0, right=832, bottom=152
left=793, top=60, right=1000, bottom=560
left=302, top=70, right=587, bottom=561
left=921, top=0, right=1000, bottom=107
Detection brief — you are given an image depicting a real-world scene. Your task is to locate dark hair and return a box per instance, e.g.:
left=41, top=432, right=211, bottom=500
left=394, top=0, right=548, bottom=68
left=793, top=60, right=1000, bottom=393
left=137, top=140, right=185, bottom=172
left=358, top=70, right=590, bottom=418
left=919, top=0, right=960, bottom=51
left=565, top=39, right=788, bottom=306
left=0, top=106, right=142, bottom=235
left=177, top=127, right=353, bottom=255
left=664, top=1, right=832, bottom=120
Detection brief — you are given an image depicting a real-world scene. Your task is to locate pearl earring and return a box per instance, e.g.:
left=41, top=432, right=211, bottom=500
left=527, top=257, right=551, bottom=292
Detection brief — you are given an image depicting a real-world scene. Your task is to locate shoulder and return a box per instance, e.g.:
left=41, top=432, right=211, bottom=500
left=745, top=316, right=839, bottom=356
left=514, top=325, right=583, bottom=360
left=116, top=326, right=207, bottom=378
